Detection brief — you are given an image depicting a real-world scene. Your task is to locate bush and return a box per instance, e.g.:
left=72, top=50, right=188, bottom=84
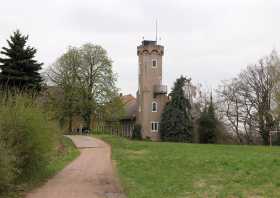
left=0, top=94, right=59, bottom=179
left=0, top=143, right=16, bottom=197
left=132, top=124, right=142, bottom=140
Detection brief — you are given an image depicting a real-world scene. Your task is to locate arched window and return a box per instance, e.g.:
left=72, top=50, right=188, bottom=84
left=152, top=101, right=157, bottom=112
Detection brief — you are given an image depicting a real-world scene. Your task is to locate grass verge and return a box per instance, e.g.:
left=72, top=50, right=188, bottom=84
left=20, top=136, right=80, bottom=197
left=97, top=135, right=280, bottom=198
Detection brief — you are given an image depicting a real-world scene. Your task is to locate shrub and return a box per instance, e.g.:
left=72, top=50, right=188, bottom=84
left=0, top=143, right=16, bottom=197
left=132, top=124, right=142, bottom=140
left=0, top=94, right=59, bottom=179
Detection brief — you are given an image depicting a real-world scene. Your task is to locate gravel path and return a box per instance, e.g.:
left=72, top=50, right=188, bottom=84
left=26, top=135, right=126, bottom=198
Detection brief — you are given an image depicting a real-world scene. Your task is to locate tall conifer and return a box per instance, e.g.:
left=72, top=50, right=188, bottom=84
left=198, top=94, right=218, bottom=143
left=160, top=76, right=192, bottom=142
left=0, top=30, right=43, bottom=91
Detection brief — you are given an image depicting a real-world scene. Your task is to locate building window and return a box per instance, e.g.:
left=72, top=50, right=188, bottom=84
left=152, top=59, right=157, bottom=68
left=152, top=101, right=157, bottom=112
left=151, top=122, right=160, bottom=132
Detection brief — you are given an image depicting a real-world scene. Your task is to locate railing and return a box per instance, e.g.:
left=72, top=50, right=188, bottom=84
left=154, top=85, right=167, bottom=94
left=91, top=120, right=135, bottom=138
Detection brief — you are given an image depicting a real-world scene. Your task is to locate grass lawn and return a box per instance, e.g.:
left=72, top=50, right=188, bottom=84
left=98, top=135, right=280, bottom=198
left=20, top=136, right=80, bottom=197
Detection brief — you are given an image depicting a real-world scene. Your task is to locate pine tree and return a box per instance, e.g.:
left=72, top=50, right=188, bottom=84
left=0, top=30, right=43, bottom=91
left=160, top=76, right=192, bottom=142
left=197, top=95, right=218, bottom=143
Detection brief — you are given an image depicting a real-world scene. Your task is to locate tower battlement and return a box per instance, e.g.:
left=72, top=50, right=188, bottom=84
left=137, top=40, right=164, bottom=56
left=142, top=40, right=157, bottom=46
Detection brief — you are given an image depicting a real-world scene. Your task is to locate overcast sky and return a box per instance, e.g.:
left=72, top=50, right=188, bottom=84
left=1, top=0, right=279, bottom=95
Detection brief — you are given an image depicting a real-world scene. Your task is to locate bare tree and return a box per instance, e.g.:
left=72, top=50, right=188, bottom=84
left=217, top=79, right=245, bottom=143
left=239, top=53, right=280, bottom=144
left=217, top=51, right=280, bottom=145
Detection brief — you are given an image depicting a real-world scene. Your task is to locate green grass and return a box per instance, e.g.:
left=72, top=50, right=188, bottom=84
left=21, top=136, right=80, bottom=196
left=98, top=135, right=280, bottom=198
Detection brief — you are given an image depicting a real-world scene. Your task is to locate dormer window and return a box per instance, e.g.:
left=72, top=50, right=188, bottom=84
left=152, top=59, right=157, bottom=68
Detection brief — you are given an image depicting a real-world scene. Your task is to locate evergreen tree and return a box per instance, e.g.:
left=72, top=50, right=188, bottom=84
left=0, top=30, right=43, bottom=91
left=197, top=95, right=218, bottom=143
left=160, top=76, right=192, bottom=142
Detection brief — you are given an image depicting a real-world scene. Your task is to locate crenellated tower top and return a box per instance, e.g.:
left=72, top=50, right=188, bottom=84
left=137, top=40, right=164, bottom=56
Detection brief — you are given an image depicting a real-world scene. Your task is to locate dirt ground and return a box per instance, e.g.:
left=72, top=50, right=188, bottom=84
left=26, top=135, right=126, bottom=198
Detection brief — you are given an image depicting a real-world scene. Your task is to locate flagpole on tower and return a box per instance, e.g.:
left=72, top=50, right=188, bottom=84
left=155, top=19, right=158, bottom=43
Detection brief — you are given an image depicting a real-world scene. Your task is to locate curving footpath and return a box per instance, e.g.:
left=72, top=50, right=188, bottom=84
left=26, top=135, right=126, bottom=198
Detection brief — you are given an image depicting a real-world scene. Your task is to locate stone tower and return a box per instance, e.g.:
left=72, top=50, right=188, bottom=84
left=136, top=40, right=168, bottom=140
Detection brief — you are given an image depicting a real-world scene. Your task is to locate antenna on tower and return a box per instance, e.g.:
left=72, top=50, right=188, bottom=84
left=155, top=19, right=158, bottom=43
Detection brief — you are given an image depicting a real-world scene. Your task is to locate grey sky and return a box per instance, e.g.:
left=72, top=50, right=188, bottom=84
left=1, top=0, right=279, bottom=95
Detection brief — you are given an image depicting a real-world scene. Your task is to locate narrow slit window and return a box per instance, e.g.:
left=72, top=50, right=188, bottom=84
left=152, top=59, right=157, bottom=68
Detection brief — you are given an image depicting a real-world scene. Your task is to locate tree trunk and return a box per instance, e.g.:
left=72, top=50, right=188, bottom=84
left=68, top=115, right=73, bottom=134
left=259, top=113, right=269, bottom=145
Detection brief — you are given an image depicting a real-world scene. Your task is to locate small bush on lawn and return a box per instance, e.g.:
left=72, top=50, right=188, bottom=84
left=132, top=124, right=142, bottom=140
left=0, top=93, right=60, bottom=180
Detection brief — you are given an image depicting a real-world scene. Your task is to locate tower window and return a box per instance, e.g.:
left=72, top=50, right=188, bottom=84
left=152, top=101, right=157, bottom=112
left=152, top=59, right=157, bottom=68
left=151, top=122, right=160, bottom=132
